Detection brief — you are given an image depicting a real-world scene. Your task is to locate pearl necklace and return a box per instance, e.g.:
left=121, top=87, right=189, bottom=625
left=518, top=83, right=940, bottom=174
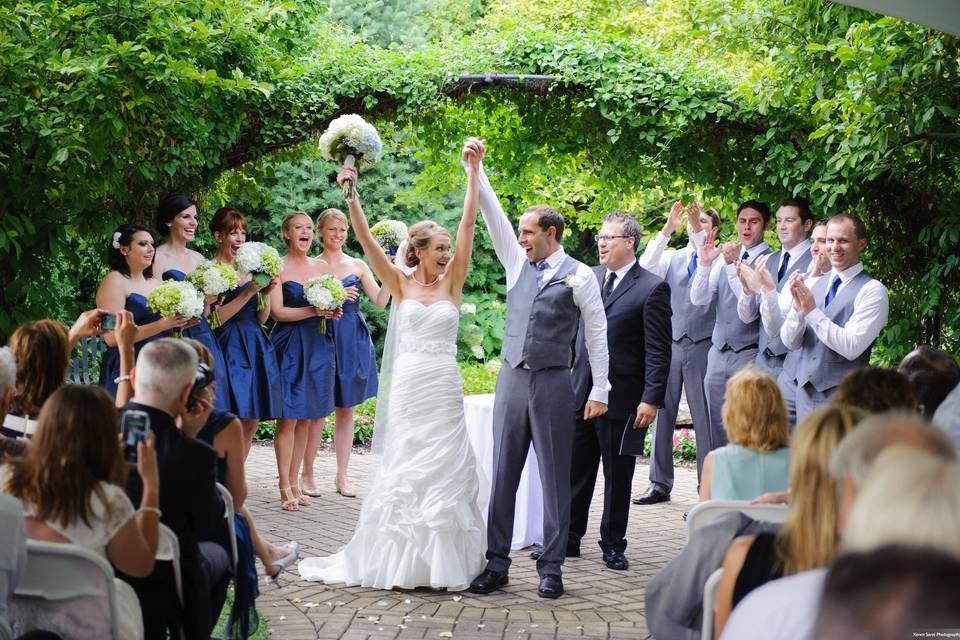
left=412, top=270, right=442, bottom=287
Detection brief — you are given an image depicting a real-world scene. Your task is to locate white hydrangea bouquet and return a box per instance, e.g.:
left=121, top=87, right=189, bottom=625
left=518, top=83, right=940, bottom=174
left=147, top=281, right=204, bottom=338
left=370, top=219, right=407, bottom=256
left=303, top=275, right=347, bottom=333
left=185, top=260, right=238, bottom=328
left=318, top=114, right=383, bottom=200
left=235, top=242, right=282, bottom=310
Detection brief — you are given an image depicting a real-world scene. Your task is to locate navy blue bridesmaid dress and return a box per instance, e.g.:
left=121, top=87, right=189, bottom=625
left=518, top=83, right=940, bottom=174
left=214, top=281, right=283, bottom=420
left=331, top=273, right=379, bottom=407
left=270, top=281, right=336, bottom=419
left=99, top=293, right=162, bottom=397
left=162, top=269, right=232, bottom=411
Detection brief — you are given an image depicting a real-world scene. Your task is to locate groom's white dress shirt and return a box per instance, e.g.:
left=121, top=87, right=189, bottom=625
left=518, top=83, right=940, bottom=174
left=476, top=165, right=610, bottom=404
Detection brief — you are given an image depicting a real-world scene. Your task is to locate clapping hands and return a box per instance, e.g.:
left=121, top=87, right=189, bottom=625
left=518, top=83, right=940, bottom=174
left=699, top=226, right=722, bottom=266
left=663, top=201, right=686, bottom=235
left=738, top=254, right=776, bottom=295
left=789, top=270, right=816, bottom=314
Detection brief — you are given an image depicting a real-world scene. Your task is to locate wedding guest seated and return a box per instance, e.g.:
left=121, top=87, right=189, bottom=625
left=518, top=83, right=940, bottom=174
left=897, top=346, right=960, bottom=418
left=720, top=413, right=956, bottom=640
left=812, top=546, right=960, bottom=640
left=1, top=385, right=160, bottom=639
left=831, top=367, right=915, bottom=414
left=712, top=403, right=867, bottom=637
left=119, top=339, right=229, bottom=640
left=699, top=368, right=790, bottom=502
left=0, top=346, right=24, bottom=461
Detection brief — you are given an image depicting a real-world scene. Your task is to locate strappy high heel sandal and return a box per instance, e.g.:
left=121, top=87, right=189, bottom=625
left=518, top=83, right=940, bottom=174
left=291, top=485, right=311, bottom=506
left=280, top=486, right=300, bottom=512
left=335, top=477, right=356, bottom=498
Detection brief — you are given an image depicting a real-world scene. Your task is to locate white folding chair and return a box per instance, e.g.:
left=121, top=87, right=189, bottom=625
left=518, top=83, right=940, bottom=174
left=13, top=540, right=119, bottom=639
left=0, top=616, right=14, bottom=640
left=687, top=500, right=789, bottom=536
left=216, top=482, right=238, bottom=571
left=701, top=567, right=724, bottom=640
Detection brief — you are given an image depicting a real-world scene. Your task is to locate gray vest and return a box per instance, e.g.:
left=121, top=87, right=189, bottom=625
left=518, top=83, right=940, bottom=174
left=712, top=249, right=772, bottom=352
left=502, top=256, right=581, bottom=370
left=665, top=247, right=716, bottom=342
left=794, top=270, right=875, bottom=392
left=760, top=248, right=813, bottom=358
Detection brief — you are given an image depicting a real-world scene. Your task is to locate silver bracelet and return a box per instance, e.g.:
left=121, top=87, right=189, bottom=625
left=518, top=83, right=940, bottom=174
left=114, top=374, right=132, bottom=384
left=139, top=506, right=162, bottom=517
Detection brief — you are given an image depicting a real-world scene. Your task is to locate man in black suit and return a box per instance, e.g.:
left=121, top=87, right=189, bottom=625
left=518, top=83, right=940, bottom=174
left=567, top=212, right=672, bottom=569
left=119, top=338, right=230, bottom=640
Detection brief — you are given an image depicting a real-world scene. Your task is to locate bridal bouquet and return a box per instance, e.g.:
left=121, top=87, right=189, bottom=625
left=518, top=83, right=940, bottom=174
left=318, top=114, right=383, bottom=200
left=235, top=242, right=282, bottom=310
left=147, top=281, right=204, bottom=338
left=304, top=275, right=347, bottom=333
left=370, top=219, right=407, bottom=256
left=185, top=260, right=238, bottom=327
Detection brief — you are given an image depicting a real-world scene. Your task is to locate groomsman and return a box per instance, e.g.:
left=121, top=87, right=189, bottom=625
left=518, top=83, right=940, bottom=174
left=564, top=212, right=671, bottom=569
left=781, top=213, right=889, bottom=422
left=634, top=202, right=719, bottom=503
left=690, top=201, right=772, bottom=449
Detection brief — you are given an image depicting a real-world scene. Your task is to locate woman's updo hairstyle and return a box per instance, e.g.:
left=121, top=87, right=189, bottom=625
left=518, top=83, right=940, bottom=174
left=404, top=220, right=449, bottom=267
left=209, top=207, right=248, bottom=236
left=107, top=223, right=156, bottom=278
left=156, top=195, right=195, bottom=233
left=281, top=211, right=312, bottom=248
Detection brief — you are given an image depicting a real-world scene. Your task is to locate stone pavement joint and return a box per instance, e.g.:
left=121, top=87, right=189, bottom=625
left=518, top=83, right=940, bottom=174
left=245, top=443, right=699, bottom=639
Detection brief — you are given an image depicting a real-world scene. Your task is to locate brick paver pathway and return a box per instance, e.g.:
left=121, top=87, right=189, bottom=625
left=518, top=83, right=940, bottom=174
left=245, top=443, right=698, bottom=639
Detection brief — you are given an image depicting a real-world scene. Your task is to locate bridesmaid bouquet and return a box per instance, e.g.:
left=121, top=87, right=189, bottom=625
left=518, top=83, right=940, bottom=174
left=318, top=114, right=383, bottom=200
left=304, top=275, right=347, bottom=333
left=147, top=281, right=204, bottom=338
left=235, top=242, right=282, bottom=310
left=370, top=220, right=408, bottom=256
left=186, top=260, right=238, bottom=328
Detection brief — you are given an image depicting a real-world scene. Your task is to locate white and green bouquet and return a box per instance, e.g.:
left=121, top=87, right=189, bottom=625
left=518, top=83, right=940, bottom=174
left=185, top=260, right=238, bottom=328
left=147, top=281, right=204, bottom=338
left=370, top=219, right=408, bottom=256
left=318, top=114, right=383, bottom=200
left=235, top=242, right=282, bottom=310
left=303, top=274, right=347, bottom=333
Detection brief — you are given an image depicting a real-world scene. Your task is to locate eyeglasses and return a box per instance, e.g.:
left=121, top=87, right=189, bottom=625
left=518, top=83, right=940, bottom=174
left=596, top=234, right=630, bottom=242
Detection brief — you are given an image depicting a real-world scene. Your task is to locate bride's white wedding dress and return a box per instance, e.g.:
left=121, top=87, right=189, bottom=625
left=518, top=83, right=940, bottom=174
left=298, top=298, right=486, bottom=590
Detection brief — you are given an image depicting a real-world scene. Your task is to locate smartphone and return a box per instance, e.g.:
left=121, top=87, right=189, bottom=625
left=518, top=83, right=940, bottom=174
left=100, top=312, right=117, bottom=331
left=121, top=410, right=151, bottom=464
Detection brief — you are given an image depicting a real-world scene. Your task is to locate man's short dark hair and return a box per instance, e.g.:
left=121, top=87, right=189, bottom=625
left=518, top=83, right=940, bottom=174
left=705, top=208, right=721, bottom=230
left=828, top=213, right=868, bottom=240
left=779, top=197, right=814, bottom=224
left=814, top=545, right=960, bottom=640
left=737, top=200, right=772, bottom=225
left=525, top=204, right=564, bottom=241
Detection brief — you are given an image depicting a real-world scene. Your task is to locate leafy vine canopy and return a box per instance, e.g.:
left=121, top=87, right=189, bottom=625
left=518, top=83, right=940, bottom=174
left=1, top=0, right=958, bottom=360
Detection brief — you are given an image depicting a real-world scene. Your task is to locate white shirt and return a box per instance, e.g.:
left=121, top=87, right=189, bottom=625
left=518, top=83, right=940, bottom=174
left=780, top=262, right=889, bottom=360
left=476, top=165, right=610, bottom=403
left=720, top=568, right=826, bottom=640
left=638, top=229, right=706, bottom=279
left=736, top=240, right=812, bottom=326
left=603, top=259, right=637, bottom=293
left=0, top=491, right=26, bottom=621
left=690, top=242, right=770, bottom=307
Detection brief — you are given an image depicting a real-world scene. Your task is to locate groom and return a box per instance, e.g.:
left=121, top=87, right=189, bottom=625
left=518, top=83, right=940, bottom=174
left=466, top=139, right=610, bottom=599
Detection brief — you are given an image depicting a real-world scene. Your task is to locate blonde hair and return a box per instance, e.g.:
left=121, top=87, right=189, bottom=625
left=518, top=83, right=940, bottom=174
left=316, top=208, right=348, bottom=231
left=775, top=403, right=867, bottom=575
left=721, top=367, right=789, bottom=452
left=404, top=220, right=450, bottom=267
left=281, top=211, right=312, bottom=249
left=842, top=446, right=960, bottom=558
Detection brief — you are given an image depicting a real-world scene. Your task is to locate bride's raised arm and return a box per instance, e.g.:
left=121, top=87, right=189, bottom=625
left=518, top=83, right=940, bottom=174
left=446, top=138, right=483, bottom=297
left=336, top=168, right=406, bottom=299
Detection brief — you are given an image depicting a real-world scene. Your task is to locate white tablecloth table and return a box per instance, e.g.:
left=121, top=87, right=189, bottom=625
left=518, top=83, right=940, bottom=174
left=463, top=393, right=544, bottom=550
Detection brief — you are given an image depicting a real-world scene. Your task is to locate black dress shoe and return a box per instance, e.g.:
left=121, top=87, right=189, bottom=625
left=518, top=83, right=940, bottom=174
left=603, top=550, right=629, bottom=571
left=529, top=546, right=580, bottom=560
left=537, top=574, right=564, bottom=599
left=468, top=569, right=509, bottom=594
left=632, top=485, right=671, bottom=505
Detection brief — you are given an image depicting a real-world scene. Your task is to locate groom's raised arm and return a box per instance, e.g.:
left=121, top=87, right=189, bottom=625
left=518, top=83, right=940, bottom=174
left=476, top=163, right=526, bottom=290
left=572, top=269, right=611, bottom=405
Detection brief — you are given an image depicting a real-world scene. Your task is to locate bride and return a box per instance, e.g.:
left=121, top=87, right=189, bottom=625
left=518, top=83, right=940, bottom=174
left=298, top=139, right=487, bottom=590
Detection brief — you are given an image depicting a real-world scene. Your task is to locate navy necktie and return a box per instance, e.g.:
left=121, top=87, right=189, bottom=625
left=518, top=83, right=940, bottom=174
left=824, top=276, right=842, bottom=307
left=741, top=251, right=749, bottom=262
left=778, top=251, right=791, bottom=282
left=535, top=260, right=548, bottom=288
left=687, top=251, right=698, bottom=278
left=602, top=272, right=617, bottom=301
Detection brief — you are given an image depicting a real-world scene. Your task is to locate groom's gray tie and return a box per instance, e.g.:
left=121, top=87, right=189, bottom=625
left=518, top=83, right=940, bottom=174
left=602, top=271, right=617, bottom=302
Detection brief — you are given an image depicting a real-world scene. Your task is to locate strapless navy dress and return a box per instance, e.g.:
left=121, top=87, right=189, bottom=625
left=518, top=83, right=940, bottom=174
left=331, top=273, right=379, bottom=407
left=214, top=282, right=282, bottom=420
left=162, top=269, right=231, bottom=411
left=99, top=293, right=162, bottom=397
left=270, top=281, right=336, bottom=419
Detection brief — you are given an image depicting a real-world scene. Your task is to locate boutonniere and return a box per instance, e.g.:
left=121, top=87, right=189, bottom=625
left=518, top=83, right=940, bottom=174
left=563, top=273, right=585, bottom=289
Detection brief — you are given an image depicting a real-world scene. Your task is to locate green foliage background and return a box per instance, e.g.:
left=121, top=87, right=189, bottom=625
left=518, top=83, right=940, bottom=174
left=2, top=0, right=959, bottom=364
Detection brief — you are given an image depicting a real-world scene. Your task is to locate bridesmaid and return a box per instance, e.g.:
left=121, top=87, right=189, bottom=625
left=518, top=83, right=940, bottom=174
left=96, top=223, right=190, bottom=397
left=269, top=212, right=342, bottom=510
left=209, top=207, right=283, bottom=453
left=310, top=208, right=390, bottom=498
left=153, top=194, right=232, bottom=411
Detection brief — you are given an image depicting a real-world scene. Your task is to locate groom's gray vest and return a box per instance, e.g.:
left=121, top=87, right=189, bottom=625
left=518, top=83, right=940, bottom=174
left=794, top=270, right=876, bottom=392
left=502, top=256, right=581, bottom=370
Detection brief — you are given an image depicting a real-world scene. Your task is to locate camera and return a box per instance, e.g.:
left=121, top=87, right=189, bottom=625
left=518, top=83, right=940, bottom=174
left=100, top=312, right=117, bottom=331
left=186, top=363, right=216, bottom=410
left=121, top=410, right=151, bottom=463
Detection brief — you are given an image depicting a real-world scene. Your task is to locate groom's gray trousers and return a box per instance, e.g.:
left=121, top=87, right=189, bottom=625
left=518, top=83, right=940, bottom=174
left=486, top=364, right=576, bottom=577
